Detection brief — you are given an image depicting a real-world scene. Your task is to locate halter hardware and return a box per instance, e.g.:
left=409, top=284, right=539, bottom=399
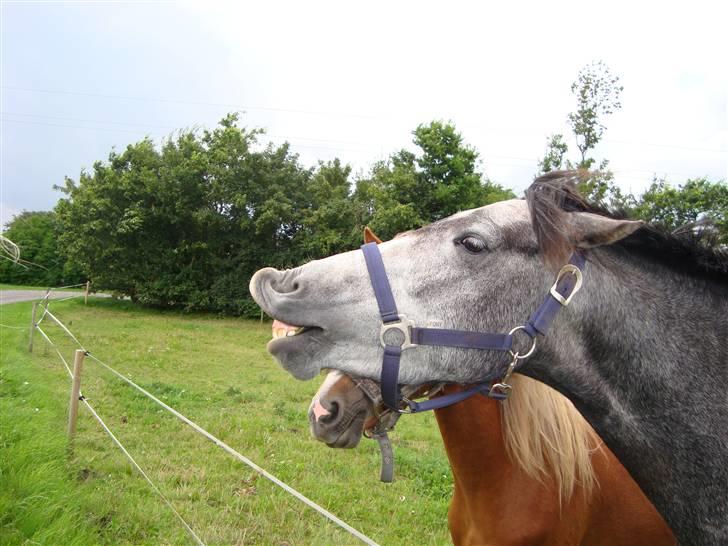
left=361, top=241, right=586, bottom=413
left=488, top=350, right=519, bottom=400
left=380, top=316, right=417, bottom=350
left=550, top=264, right=583, bottom=306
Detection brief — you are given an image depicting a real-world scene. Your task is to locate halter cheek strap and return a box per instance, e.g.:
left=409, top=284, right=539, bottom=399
left=360, top=242, right=585, bottom=412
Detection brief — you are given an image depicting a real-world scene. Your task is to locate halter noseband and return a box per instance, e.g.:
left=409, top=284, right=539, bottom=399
left=360, top=242, right=585, bottom=412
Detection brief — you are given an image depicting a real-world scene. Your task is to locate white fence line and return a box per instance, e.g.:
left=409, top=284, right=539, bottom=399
left=37, top=326, right=204, bottom=545
left=30, top=300, right=380, bottom=546
left=81, top=397, right=206, bottom=546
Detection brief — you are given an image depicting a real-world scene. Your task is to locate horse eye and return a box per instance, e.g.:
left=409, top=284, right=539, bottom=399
left=458, top=235, right=487, bottom=254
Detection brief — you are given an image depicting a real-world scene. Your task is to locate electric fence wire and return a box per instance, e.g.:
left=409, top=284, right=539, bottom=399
left=81, top=399, right=206, bottom=546
left=37, top=325, right=205, bottom=545
left=31, top=302, right=380, bottom=546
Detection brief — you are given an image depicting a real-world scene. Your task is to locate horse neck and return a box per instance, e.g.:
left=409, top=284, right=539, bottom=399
left=533, top=251, right=728, bottom=545
left=433, top=386, right=507, bottom=476
left=432, top=385, right=572, bottom=545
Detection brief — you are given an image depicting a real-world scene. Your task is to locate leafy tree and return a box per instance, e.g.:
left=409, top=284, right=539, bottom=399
left=631, top=177, right=728, bottom=243
left=539, top=61, right=625, bottom=207
left=567, top=60, right=623, bottom=169
left=0, top=211, right=82, bottom=286
left=354, top=153, right=425, bottom=240
left=295, top=159, right=363, bottom=258
left=538, top=134, right=569, bottom=173
left=357, top=121, right=514, bottom=238
left=55, top=114, right=313, bottom=315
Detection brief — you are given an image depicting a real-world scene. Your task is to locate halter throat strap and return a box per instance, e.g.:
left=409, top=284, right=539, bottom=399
left=360, top=242, right=585, bottom=412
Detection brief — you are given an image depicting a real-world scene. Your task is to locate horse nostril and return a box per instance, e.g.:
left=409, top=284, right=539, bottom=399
left=319, top=401, right=339, bottom=424
left=266, top=272, right=302, bottom=295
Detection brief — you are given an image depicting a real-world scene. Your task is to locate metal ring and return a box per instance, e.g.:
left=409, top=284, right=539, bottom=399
left=508, top=326, right=537, bottom=359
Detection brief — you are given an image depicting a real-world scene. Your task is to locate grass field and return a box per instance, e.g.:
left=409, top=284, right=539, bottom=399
left=0, top=295, right=452, bottom=545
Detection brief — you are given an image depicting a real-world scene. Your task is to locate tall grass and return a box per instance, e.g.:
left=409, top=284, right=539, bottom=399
left=0, top=297, right=452, bottom=545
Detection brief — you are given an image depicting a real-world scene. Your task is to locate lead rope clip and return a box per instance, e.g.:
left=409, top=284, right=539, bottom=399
left=488, top=352, right=518, bottom=401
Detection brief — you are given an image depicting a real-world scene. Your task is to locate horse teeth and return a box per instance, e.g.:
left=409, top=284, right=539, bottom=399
left=272, top=325, right=306, bottom=339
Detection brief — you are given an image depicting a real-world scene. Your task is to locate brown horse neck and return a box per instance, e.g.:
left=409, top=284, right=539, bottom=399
left=432, top=385, right=511, bottom=485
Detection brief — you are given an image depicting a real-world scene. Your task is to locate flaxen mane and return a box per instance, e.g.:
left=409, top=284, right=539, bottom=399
left=525, top=170, right=728, bottom=283
left=501, top=374, right=599, bottom=502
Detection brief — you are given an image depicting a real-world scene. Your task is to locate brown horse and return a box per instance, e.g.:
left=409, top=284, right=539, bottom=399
left=309, top=371, right=675, bottom=546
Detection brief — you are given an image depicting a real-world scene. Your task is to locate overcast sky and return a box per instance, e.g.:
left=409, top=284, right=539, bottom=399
left=1, top=0, right=726, bottom=226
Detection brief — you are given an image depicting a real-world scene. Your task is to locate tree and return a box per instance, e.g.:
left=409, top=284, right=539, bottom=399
left=357, top=121, right=514, bottom=238
left=631, top=177, right=728, bottom=243
left=0, top=211, right=82, bottom=286
left=538, top=134, right=569, bottom=174
left=295, top=159, right=363, bottom=258
left=539, top=61, right=625, bottom=207
left=567, top=60, right=623, bottom=169
left=54, top=116, right=518, bottom=316
left=55, top=114, right=313, bottom=316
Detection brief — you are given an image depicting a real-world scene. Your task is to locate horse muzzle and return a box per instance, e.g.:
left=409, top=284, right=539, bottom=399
left=308, top=394, right=369, bottom=448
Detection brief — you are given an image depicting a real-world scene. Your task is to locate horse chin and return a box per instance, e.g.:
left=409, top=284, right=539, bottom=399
left=317, top=415, right=366, bottom=449
left=269, top=349, right=321, bottom=380
left=326, top=428, right=364, bottom=449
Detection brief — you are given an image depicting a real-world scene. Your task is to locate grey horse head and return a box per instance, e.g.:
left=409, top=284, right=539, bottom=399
left=250, top=196, right=639, bottom=385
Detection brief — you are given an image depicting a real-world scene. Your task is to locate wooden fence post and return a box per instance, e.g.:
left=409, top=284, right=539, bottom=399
left=28, top=302, right=38, bottom=353
left=67, top=349, right=86, bottom=441
left=84, top=280, right=90, bottom=305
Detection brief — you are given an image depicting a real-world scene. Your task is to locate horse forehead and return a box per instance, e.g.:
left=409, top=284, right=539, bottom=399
left=482, top=199, right=529, bottom=227
left=429, top=199, right=529, bottom=232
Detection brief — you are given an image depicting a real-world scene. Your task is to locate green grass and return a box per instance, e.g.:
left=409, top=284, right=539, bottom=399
left=0, top=298, right=452, bottom=545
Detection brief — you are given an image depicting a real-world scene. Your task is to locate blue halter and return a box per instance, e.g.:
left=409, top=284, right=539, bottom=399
left=360, top=242, right=585, bottom=412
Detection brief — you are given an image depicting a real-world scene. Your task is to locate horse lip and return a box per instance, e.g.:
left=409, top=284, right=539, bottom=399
left=326, top=436, right=361, bottom=448
left=325, top=425, right=364, bottom=449
left=267, top=326, right=324, bottom=353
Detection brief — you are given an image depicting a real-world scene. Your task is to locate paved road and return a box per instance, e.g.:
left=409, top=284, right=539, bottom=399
left=0, top=290, right=87, bottom=305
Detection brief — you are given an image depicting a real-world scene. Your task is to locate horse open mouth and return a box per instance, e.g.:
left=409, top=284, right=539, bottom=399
left=267, top=319, right=324, bottom=353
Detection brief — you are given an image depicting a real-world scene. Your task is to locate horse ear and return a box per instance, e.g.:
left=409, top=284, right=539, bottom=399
left=363, top=226, right=383, bottom=245
left=568, top=212, right=643, bottom=248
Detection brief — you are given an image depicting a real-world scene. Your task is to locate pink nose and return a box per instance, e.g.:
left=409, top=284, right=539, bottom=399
left=312, top=399, right=331, bottom=422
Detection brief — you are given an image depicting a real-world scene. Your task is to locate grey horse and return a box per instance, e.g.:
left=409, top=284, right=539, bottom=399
left=250, top=172, right=728, bottom=545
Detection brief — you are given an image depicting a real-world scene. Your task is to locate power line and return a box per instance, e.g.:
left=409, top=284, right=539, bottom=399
left=4, top=85, right=725, bottom=154
left=2, top=111, right=375, bottom=147
left=4, top=115, right=707, bottom=182
left=1, top=117, right=372, bottom=154
left=1, top=85, right=382, bottom=120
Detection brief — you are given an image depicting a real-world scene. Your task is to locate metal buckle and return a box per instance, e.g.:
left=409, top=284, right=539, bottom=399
left=549, top=264, right=583, bottom=306
left=380, top=316, right=417, bottom=350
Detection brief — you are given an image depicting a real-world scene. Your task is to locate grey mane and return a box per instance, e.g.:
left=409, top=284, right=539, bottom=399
left=526, top=170, right=728, bottom=284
